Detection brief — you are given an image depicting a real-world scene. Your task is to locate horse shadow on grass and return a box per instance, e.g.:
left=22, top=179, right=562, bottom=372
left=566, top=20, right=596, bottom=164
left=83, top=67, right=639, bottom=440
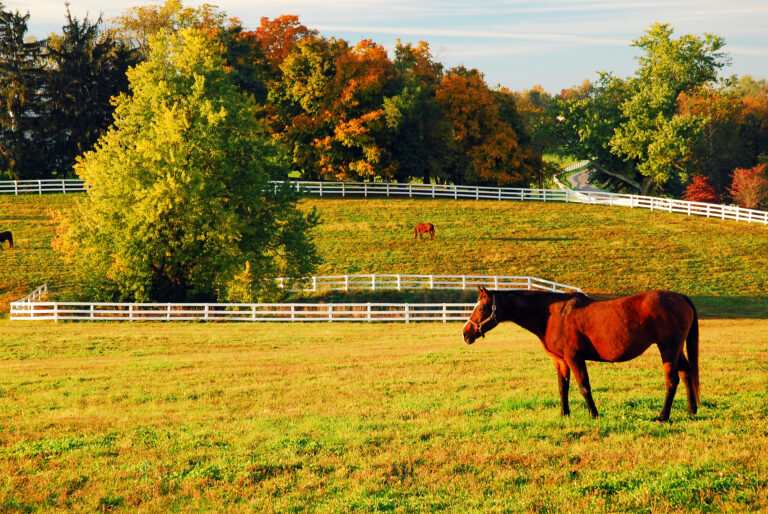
left=489, top=237, right=577, bottom=242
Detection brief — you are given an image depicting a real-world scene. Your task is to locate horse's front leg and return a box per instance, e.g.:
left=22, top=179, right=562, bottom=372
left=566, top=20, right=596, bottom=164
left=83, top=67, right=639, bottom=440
left=565, top=356, right=599, bottom=418
left=554, top=358, right=571, bottom=416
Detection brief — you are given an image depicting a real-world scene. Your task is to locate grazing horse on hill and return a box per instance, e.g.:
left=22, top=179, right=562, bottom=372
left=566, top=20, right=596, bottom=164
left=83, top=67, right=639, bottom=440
left=462, top=287, right=699, bottom=422
left=414, top=222, right=435, bottom=240
left=0, top=231, right=12, bottom=249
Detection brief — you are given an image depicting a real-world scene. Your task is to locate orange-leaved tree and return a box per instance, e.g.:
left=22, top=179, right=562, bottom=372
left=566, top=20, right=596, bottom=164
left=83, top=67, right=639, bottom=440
left=436, top=67, right=540, bottom=186
left=729, top=164, right=768, bottom=209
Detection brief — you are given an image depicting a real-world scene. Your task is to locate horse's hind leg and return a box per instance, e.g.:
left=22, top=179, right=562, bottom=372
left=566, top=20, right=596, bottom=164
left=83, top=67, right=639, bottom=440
left=677, top=354, right=697, bottom=415
left=554, top=358, right=571, bottom=416
left=566, top=357, right=598, bottom=418
left=657, top=344, right=683, bottom=422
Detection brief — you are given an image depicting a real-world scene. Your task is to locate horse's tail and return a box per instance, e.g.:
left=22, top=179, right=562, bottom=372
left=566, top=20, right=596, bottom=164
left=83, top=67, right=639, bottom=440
left=683, top=295, right=700, bottom=404
left=8, top=232, right=12, bottom=248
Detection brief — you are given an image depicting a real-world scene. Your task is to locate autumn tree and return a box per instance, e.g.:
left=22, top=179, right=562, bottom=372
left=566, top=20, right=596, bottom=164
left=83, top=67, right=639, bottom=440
left=56, top=28, right=318, bottom=302
left=436, top=67, right=540, bottom=186
left=729, top=164, right=768, bottom=209
left=109, top=0, right=228, bottom=56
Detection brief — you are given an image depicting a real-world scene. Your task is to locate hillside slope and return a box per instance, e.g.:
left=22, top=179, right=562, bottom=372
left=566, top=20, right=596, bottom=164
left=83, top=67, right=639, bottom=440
left=2, top=194, right=767, bottom=316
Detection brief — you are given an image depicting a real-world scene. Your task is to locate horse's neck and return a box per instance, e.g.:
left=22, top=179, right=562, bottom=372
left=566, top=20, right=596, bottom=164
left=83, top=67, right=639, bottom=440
left=498, top=292, right=559, bottom=338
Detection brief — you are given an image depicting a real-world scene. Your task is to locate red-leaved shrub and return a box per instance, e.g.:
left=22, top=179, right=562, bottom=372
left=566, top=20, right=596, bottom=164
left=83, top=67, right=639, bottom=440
left=683, top=175, right=719, bottom=204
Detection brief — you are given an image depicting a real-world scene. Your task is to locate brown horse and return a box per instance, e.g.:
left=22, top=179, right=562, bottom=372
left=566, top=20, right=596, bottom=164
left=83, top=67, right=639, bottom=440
left=414, top=222, right=435, bottom=240
left=0, top=231, right=12, bottom=249
left=462, top=287, right=699, bottom=421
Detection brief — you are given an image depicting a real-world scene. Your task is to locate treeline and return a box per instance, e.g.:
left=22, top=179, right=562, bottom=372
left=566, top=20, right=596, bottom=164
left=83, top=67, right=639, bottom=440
left=514, top=23, right=768, bottom=207
left=0, top=0, right=540, bottom=186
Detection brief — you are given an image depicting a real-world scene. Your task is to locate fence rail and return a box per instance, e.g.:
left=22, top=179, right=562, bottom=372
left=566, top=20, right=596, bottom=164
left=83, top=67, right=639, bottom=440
left=11, top=301, right=476, bottom=323
left=3, top=178, right=766, bottom=224
left=10, top=275, right=580, bottom=322
left=0, top=179, right=86, bottom=195
left=276, top=274, right=581, bottom=293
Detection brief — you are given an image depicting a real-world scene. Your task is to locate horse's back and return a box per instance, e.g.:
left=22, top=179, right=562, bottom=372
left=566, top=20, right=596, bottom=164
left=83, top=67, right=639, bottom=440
left=568, top=291, right=695, bottom=362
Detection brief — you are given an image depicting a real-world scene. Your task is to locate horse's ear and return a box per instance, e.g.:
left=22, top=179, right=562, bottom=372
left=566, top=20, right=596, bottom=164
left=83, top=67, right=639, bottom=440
left=478, top=286, right=488, bottom=297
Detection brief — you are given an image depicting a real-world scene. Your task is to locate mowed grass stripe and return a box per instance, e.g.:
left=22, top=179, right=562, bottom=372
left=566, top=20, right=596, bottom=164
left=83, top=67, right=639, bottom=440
left=0, top=320, right=766, bottom=511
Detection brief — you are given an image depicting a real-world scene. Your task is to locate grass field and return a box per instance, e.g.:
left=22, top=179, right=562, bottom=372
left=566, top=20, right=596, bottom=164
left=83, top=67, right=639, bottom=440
left=2, top=193, right=768, bottom=511
left=2, top=194, right=768, bottom=316
left=1, top=319, right=766, bottom=511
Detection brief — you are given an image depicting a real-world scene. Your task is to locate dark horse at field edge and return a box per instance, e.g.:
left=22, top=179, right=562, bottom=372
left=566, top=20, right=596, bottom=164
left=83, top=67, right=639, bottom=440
left=414, top=222, right=435, bottom=240
left=0, top=231, right=12, bottom=249
left=462, top=287, right=699, bottom=421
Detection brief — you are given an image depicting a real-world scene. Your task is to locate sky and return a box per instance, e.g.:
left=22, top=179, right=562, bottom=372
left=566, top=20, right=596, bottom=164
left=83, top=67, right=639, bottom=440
left=7, top=0, right=768, bottom=93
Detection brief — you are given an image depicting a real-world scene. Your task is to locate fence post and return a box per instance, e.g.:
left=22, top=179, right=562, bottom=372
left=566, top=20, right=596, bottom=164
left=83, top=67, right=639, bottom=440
left=167, top=304, right=171, bottom=321
left=462, top=276, right=466, bottom=290
left=386, top=183, right=390, bottom=197
left=475, top=187, right=479, bottom=200
left=252, top=305, right=257, bottom=321
left=342, top=182, right=345, bottom=197
left=204, top=304, right=209, bottom=321
left=397, top=274, right=401, bottom=291
left=328, top=304, right=333, bottom=322
left=372, top=274, right=376, bottom=291
left=38, top=180, right=42, bottom=195
left=367, top=303, right=371, bottom=322
left=61, top=179, right=65, bottom=193
left=494, top=276, right=498, bottom=289
left=54, top=303, right=58, bottom=322
left=345, top=275, right=349, bottom=291
left=432, top=184, right=435, bottom=198
left=291, top=304, right=295, bottom=321
left=429, top=275, right=434, bottom=289
left=319, top=182, right=323, bottom=197
left=313, top=276, right=317, bottom=292
left=130, top=304, right=134, bottom=321
left=454, top=185, right=457, bottom=200
left=527, top=277, right=532, bottom=290
left=409, top=184, right=412, bottom=198
left=443, top=304, right=447, bottom=323
left=364, top=182, right=368, bottom=198
left=405, top=304, right=410, bottom=324
left=90, top=304, right=94, bottom=320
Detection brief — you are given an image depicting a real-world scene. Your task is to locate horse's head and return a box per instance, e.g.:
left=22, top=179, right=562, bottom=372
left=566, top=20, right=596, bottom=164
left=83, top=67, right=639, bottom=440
left=463, top=286, right=499, bottom=344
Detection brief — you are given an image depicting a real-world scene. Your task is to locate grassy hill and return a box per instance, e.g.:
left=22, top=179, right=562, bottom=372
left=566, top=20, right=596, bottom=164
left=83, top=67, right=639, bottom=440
left=2, top=194, right=768, bottom=316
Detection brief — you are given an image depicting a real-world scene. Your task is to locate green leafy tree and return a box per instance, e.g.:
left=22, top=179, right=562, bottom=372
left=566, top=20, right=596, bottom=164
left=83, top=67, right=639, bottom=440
left=611, top=23, right=728, bottom=194
left=56, top=28, right=318, bottom=302
left=0, top=3, right=46, bottom=179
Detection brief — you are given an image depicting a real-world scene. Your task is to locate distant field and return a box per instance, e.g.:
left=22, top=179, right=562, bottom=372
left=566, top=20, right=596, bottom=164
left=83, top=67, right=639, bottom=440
left=1, top=320, right=766, bottom=511
left=3, top=194, right=768, bottom=316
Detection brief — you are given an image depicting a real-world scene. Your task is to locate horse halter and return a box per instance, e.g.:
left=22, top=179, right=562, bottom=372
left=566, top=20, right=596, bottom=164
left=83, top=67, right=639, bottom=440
left=468, top=295, right=498, bottom=338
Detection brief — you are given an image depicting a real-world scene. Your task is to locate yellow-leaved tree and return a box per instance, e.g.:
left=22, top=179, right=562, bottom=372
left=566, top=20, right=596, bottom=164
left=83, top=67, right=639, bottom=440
left=55, top=27, right=318, bottom=302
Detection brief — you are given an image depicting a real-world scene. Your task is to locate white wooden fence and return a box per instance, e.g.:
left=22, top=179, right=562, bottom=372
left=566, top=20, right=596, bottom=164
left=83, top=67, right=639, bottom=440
left=2, top=178, right=767, bottom=224
left=289, top=181, right=768, bottom=224
left=561, top=160, right=591, bottom=172
left=10, top=275, right=581, bottom=322
left=276, top=274, right=582, bottom=293
left=0, top=179, right=87, bottom=195
left=10, top=301, right=476, bottom=322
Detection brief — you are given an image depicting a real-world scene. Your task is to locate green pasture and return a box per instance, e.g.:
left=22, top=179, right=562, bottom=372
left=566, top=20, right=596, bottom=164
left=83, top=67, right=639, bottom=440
left=2, top=194, right=768, bottom=316
left=1, top=320, right=766, bottom=511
